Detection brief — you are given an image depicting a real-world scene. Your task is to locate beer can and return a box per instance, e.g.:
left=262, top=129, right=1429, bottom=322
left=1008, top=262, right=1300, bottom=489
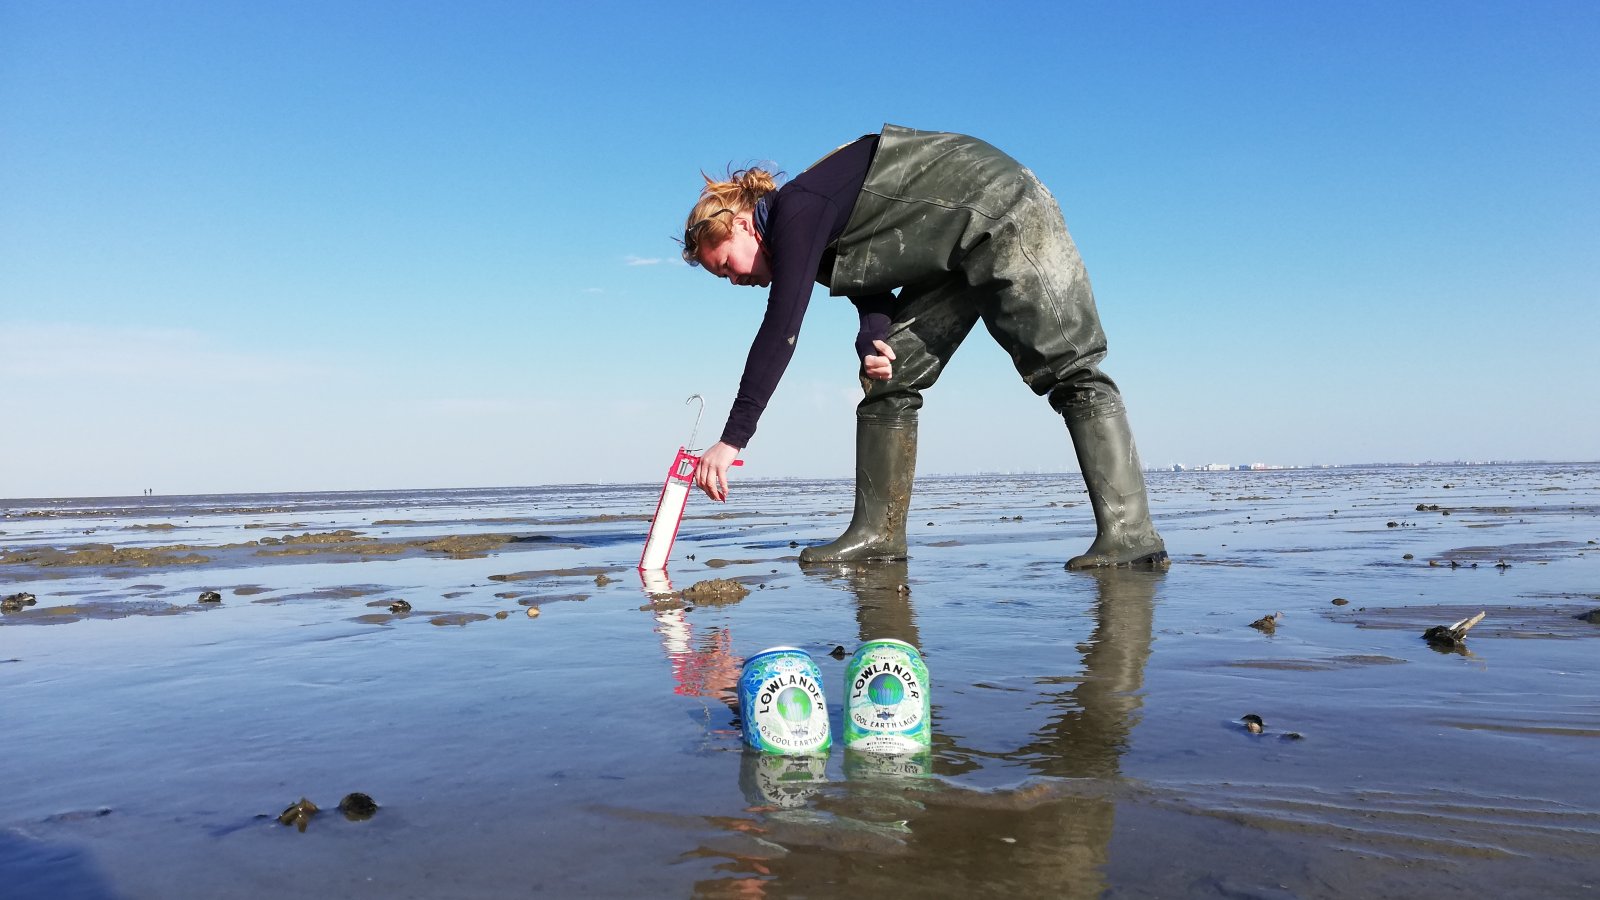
left=843, top=638, right=931, bottom=754
left=739, top=752, right=828, bottom=808
left=738, top=647, right=831, bottom=755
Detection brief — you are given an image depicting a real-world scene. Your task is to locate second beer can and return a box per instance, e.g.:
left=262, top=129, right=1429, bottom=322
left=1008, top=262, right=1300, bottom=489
left=844, top=638, right=932, bottom=754
left=738, top=647, right=831, bottom=755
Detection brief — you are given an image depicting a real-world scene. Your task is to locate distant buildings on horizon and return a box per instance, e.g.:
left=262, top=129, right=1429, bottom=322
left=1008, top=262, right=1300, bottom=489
left=1169, top=462, right=1283, bottom=471
left=923, top=459, right=1587, bottom=478
left=1161, top=459, right=1577, bottom=472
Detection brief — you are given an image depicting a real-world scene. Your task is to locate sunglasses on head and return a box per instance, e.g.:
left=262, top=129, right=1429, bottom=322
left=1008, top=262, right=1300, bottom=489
left=682, top=208, right=734, bottom=264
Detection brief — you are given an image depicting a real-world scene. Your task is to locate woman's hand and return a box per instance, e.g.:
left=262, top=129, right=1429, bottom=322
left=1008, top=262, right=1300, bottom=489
left=695, top=441, right=741, bottom=502
left=864, top=340, right=896, bottom=381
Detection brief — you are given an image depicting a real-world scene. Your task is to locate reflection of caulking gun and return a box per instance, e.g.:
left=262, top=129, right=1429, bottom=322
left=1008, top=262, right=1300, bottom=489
left=639, top=394, right=742, bottom=572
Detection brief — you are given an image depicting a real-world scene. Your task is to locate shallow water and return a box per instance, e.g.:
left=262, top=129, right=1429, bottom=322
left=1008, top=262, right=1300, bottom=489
left=3, top=464, right=1598, bottom=898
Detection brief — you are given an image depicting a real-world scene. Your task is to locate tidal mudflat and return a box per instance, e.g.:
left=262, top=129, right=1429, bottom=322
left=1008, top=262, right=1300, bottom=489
left=3, top=466, right=1598, bottom=898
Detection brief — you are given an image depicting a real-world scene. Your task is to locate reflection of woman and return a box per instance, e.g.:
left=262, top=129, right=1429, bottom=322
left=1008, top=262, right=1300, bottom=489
left=1016, top=569, right=1158, bottom=779
left=681, top=125, right=1167, bottom=569
left=803, top=560, right=921, bottom=649
left=693, top=568, right=1162, bottom=896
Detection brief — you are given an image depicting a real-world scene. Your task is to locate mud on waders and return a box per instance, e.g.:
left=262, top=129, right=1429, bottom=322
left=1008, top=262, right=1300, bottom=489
left=799, top=125, right=1168, bottom=570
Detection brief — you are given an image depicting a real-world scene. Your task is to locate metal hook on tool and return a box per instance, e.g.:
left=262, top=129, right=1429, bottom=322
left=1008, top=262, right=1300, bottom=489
left=685, top=394, right=705, bottom=451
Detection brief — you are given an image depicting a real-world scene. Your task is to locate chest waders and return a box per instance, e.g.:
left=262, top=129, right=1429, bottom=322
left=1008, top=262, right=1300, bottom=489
left=799, top=125, right=1167, bottom=569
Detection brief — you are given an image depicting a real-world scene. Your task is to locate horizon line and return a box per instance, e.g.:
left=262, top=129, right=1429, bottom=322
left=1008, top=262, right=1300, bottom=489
left=3, top=459, right=1595, bottom=507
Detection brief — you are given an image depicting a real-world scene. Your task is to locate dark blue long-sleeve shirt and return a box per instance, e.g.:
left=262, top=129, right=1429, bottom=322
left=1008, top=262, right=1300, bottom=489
left=721, top=134, right=892, bottom=449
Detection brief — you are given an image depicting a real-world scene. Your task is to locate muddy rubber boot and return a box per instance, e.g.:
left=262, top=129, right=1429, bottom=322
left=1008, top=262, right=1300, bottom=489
left=799, top=413, right=917, bottom=563
left=1065, top=408, right=1169, bottom=570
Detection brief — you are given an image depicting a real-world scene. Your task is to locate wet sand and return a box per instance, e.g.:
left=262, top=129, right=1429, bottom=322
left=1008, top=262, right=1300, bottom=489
left=2, top=465, right=1598, bottom=898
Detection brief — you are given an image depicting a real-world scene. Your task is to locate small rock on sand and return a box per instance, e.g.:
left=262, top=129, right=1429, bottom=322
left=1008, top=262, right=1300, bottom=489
left=1249, top=613, right=1281, bottom=633
left=278, top=798, right=318, bottom=832
left=1422, top=611, right=1486, bottom=648
left=338, top=792, right=378, bottom=821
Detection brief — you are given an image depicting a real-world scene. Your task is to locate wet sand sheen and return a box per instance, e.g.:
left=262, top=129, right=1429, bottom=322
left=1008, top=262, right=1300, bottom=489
left=2, top=464, right=1598, bottom=898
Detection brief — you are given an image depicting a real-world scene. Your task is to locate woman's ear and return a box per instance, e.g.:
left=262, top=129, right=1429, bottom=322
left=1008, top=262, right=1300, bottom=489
left=737, top=213, right=762, bottom=244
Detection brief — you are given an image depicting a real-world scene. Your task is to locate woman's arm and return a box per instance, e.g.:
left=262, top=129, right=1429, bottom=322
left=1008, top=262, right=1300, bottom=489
left=717, top=191, right=839, bottom=451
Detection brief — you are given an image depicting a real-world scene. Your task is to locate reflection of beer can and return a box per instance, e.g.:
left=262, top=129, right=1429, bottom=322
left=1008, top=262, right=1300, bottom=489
left=844, top=639, right=931, bottom=754
left=843, top=749, right=931, bottom=781
left=739, top=752, right=828, bottom=808
left=738, top=647, right=831, bottom=755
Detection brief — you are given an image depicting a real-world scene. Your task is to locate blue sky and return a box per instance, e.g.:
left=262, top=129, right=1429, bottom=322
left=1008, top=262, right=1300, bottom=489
left=3, top=1, right=1596, bottom=498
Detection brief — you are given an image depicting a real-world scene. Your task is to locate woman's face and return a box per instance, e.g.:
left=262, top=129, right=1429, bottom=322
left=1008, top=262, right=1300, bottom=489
left=696, top=214, right=771, bottom=287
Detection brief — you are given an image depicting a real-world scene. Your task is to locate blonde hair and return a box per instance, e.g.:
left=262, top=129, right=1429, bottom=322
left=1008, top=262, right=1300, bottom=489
left=680, top=166, right=780, bottom=265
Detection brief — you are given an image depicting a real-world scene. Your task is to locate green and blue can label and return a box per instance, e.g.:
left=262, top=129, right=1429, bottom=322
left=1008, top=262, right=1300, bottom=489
left=739, top=647, right=831, bottom=755
left=844, top=639, right=931, bottom=755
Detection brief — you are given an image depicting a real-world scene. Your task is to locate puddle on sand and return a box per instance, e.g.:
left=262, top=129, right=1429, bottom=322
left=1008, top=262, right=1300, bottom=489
left=2, top=465, right=1598, bottom=898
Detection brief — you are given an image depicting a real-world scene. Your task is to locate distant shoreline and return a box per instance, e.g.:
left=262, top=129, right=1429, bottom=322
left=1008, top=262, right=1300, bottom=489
left=2, top=459, right=1595, bottom=507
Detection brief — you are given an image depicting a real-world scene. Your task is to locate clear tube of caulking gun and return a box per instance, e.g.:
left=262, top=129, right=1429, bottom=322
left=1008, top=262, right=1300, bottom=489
left=639, top=446, right=741, bottom=571
left=640, top=395, right=743, bottom=572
